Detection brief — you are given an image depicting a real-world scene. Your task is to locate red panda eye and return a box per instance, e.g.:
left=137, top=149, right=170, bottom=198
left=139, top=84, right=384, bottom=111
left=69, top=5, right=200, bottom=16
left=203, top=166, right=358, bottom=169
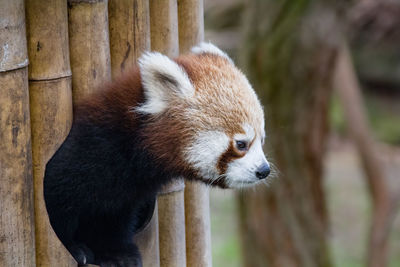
left=236, top=140, right=248, bottom=151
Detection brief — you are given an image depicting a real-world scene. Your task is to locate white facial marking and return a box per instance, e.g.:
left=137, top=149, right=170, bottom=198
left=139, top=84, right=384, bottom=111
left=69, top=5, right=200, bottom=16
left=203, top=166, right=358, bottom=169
left=225, top=138, right=269, bottom=188
left=136, top=52, right=194, bottom=115
left=234, top=123, right=255, bottom=144
left=185, top=131, right=230, bottom=181
left=191, top=42, right=234, bottom=64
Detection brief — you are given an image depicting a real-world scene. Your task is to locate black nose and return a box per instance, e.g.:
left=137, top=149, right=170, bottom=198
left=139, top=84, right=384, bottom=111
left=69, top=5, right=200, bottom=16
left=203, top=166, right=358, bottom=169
left=256, top=164, right=270, bottom=179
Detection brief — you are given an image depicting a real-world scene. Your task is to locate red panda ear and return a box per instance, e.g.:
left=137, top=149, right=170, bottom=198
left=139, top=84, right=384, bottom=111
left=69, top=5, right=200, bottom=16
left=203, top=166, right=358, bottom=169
left=137, top=52, right=194, bottom=115
left=191, top=42, right=233, bottom=64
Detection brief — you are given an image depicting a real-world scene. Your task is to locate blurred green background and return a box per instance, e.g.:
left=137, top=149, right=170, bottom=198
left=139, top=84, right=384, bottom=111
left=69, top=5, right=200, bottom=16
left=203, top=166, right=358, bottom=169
left=205, top=0, right=400, bottom=266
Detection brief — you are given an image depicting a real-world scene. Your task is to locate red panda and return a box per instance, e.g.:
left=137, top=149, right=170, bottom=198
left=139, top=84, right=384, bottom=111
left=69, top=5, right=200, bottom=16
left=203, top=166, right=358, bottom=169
left=44, top=43, right=270, bottom=267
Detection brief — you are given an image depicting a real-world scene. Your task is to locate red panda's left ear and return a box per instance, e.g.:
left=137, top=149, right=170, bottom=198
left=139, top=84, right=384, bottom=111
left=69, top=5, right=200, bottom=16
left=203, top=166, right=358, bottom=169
left=191, top=42, right=233, bottom=64
left=137, top=52, right=194, bottom=115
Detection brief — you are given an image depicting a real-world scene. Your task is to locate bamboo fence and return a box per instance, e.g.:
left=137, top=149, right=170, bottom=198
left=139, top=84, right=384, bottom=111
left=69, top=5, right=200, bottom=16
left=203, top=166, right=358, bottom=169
left=26, top=0, right=75, bottom=266
left=178, top=1, right=212, bottom=266
left=0, top=1, right=35, bottom=266
left=0, top=0, right=209, bottom=266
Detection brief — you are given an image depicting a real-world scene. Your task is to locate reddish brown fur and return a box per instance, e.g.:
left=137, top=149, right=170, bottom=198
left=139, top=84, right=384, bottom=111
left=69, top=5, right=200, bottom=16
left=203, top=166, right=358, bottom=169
left=181, top=55, right=264, bottom=173
left=74, top=66, right=197, bottom=178
left=177, top=55, right=248, bottom=135
left=73, top=52, right=263, bottom=182
left=74, top=66, right=144, bottom=132
left=217, top=141, right=245, bottom=174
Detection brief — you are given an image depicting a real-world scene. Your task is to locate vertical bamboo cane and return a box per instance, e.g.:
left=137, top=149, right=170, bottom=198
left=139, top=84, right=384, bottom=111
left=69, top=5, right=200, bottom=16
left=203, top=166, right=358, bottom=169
left=178, top=0, right=204, bottom=52
left=109, top=0, right=150, bottom=77
left=157, top=179, right=186, bottom=267
left=68, top=0, right=111, bottom=102
left=0, top=2, right=35, bottom=266
left=68, top=3, right=111, bottom=267
left=133, top=201, right=160, bottom=267
left=150, top=2, right=186, bottom=265
left=150, top=0, right=179, bottom=56
left=68, top=3, right=111, bottom=265
left=25, top=0, right=76, bottom=266
left=109, top=1, right=160, bottom=266
left=178, top=1, right=212, bottom=266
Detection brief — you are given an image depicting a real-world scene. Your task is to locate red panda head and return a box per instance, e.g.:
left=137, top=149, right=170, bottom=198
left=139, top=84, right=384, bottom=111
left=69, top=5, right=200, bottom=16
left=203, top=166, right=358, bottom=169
left=137, top=43, right=269, bottom=188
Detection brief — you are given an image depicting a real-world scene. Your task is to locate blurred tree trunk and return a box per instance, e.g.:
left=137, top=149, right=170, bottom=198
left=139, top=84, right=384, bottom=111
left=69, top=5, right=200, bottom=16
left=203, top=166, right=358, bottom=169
left=238, top=1, right=341, bottom=267
left=334, top=42, right=393, bottom=267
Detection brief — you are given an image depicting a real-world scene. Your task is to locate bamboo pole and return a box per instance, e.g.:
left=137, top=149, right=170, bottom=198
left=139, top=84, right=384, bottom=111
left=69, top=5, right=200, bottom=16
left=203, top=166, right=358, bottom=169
left=68, top=0, right=111, bottom=102
left=0, top=3, right=35, bottom=266
left=150, top=1, right=186, bottom=265
left=0, top=0, right=29, bottom=71
left=178, top=0, right=204, bottom=52
left=157, top=180, right=187, bottom=267
left=133, top=202, right=160, bottom=267
left=108, top=0, right=150, bottom=77
left=0, top=69, right=35, bottom=267
left=150, top=0, right=179, bottom=56
left=67, top=3, right=112, bottom=266
left=29, top=79, right=74, bottom=266
left=25, top=0, right=71, bottom=80
left=184, top=180, right=212, bottom=267
left=25, top=0, right=76, bottom=266
left=108, top=1, right=160, bottom=266
left=178, top=1, right=212, bottom=266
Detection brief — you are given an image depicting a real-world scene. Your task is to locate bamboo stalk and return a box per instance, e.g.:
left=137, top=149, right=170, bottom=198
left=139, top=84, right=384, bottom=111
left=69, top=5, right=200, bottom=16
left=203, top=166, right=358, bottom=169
left=157, top=180, right=187, bottom=267
left=150, top=1, right=187, bottom=265
left=0, top=1, right=35, bottom=266
left=29, top=79, right=74, bottom=265
left=25, top=0, right=71, bottom=80
left=0, top=0, right=29, bottom=71
left=178, top=1, right=212, bottom=266
left=178, top=0, right=204, bottom=53
left=67, top=3, right=111, bottom=266
left=109, top=0, right=150, bottom=77
left=25, top=0, right=76, bottom=266
left=133, top=202, right=160, bottom=267
left=108, top=1, right=160, bottom=266
left=150, top=0, right=179, bottom=57
left=183, top=181, right=211, bottom=267
left=68, top=0, right=111, bottom=102
left=0, top=68, right=35, bottom=267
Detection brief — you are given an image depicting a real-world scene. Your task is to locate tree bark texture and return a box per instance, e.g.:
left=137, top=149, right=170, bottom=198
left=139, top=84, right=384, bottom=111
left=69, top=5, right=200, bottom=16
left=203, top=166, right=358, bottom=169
left=238, top=1, right=340, bottom=267
left=334, top=42, right=393, bottom=267
left=25, top=0, right=76, bottom=266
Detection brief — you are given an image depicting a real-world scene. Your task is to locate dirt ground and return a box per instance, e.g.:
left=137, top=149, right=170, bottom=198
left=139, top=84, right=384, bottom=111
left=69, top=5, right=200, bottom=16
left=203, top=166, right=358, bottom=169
left=210, top=137, right=400, bottom=267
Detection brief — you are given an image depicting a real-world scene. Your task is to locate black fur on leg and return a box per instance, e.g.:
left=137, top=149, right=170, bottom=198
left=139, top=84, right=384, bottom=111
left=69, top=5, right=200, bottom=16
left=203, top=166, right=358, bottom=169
left=44, top=107, right=177, bottom=266
left=94, top=243, right=142, bottom=267
left=70, top=243, right=95, bottom=265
